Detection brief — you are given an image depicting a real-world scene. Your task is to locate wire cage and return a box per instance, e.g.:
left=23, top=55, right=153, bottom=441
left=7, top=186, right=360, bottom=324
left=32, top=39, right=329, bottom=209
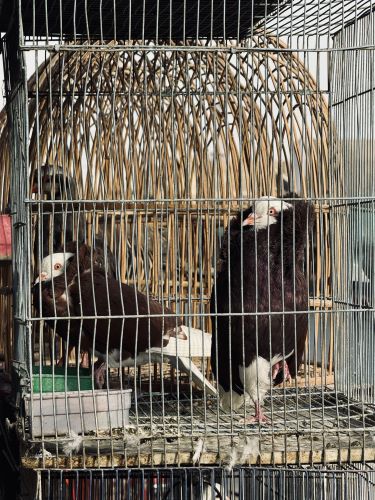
left=0, top=0, right=374, bottom=484
left=27, top=464, right=375, bottom=500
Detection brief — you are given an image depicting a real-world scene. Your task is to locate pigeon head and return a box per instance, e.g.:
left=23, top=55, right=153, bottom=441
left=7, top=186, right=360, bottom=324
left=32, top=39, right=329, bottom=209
left=32, top=165, right=65, bottom=194
left=242, top=196, right=292, bottom=231
left=34, top=252, right=74, bottom=284
left=31, top=165, right=77, bottom=201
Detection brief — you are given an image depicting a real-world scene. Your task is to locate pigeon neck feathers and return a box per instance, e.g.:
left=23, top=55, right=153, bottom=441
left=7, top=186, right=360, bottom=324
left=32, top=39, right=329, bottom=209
left=230, top=195, right=313, bottom=261
left=223, top=198, right=290, bottom=265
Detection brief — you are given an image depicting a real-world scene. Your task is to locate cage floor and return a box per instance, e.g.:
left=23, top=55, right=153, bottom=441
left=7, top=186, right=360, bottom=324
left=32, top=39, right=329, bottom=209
left=23, top=386, right=375, bottom=468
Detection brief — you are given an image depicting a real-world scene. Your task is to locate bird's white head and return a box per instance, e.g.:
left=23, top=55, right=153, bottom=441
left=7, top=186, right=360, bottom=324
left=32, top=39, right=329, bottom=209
left=242, top=196, right=292, bottom=230
left=34, top=252, right=74, bottom=284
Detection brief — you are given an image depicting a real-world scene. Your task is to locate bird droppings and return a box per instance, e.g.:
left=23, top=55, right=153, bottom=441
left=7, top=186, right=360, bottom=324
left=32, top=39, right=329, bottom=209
left=34, top=448, right=53, bottom=459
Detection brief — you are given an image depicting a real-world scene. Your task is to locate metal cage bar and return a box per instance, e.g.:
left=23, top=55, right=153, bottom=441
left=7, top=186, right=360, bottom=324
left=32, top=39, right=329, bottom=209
left=31, top=464, right=375, bottom=500
left=0, top=0, right=374, bottom=474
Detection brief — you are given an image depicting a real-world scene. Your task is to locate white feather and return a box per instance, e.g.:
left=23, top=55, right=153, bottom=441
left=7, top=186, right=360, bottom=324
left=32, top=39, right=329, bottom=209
left=223, top=437, right=260, bottom=471
left=100, top=326, right=217, bottom=395
left=219, top=351, right=294, bottom=411
left=219, top=385, right=249, bottom=411
left=149, top=325, right=212, bottom=358
left=226, top=446, right=238, bottom=471
left=239, top=357, right=270, bottom=406
left=168, top=356, right=217, bottom=396
left=202, top=483, right=230, bottom=500
left=240, top=436, right=260, bottom=463
left=240, top=351, right=294, bottom=404
left=148, top=325, right=217, bottom=395
left=192, top=438, right=205, bottom=464
left=34, top=448, right=53, bottom=459
left=104, top=325, right=212, bottom=363
left=243, top=196, right=293, bottom=230
left=62, top=431, right=83, bottom=455
left=256, top=196, right=292, bottom=212
left=35, top=252, right=74, bottom=283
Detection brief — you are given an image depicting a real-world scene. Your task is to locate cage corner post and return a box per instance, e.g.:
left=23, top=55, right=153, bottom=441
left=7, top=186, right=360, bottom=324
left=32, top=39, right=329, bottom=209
left=4, top=4, right=30, bottom=408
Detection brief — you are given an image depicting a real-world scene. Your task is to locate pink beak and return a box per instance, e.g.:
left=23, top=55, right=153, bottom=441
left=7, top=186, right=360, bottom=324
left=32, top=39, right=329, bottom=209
left=34, top=272, right=48, bottom=285
left=242, top=214, right=257, bottom=227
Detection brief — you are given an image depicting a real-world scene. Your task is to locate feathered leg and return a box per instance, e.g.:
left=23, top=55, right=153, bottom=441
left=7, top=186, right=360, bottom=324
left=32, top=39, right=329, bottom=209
left=240, top=357, right=271, bottom=424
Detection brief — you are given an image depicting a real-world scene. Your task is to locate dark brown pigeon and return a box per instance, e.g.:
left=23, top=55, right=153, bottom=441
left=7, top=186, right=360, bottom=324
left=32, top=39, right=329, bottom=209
left=210, top=195, right=314, bottom=422
left=35, top=245, right=216, bottom=394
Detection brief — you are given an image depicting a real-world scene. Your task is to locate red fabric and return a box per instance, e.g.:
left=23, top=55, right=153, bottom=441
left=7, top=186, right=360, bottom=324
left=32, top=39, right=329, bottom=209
left=0, top=215, right=11, bottom=259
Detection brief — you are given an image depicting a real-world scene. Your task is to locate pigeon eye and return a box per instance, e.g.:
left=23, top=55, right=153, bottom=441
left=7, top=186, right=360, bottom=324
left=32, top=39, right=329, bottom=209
left=54, top=263, right=62, bottom=270
left=268, top=208, right=277, bottom=216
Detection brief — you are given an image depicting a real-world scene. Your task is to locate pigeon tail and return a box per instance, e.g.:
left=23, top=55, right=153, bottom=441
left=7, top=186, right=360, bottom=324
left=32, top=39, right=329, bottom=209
left=168, top=355, right=217, bottom=396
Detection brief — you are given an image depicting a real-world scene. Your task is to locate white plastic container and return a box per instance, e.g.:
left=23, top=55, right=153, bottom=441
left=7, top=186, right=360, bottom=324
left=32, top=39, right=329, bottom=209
left=25, top=388, right=132, bottom=437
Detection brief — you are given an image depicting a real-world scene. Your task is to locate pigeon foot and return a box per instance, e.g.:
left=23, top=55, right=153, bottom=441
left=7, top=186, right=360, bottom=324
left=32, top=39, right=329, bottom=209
left=94, top=361, right=106, bottom=389
left=243, top=403, right=270, bottom=425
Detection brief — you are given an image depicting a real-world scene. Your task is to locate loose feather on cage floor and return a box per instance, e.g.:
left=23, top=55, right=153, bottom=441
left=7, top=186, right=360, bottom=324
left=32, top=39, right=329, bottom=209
left=24, top=387, right=375, bottom=467
left=22, top=194, right=375, bottom=466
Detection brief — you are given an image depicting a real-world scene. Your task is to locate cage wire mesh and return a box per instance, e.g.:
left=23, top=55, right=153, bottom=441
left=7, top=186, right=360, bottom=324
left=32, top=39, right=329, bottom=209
left=34, top=464, right=375, bottom=500
left=331, top=12, right=375, bottom=405
left=0, top=0, right=374, bottom=479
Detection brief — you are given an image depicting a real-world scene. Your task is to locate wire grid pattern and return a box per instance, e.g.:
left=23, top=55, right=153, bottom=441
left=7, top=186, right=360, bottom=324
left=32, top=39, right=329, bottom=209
left=331, top=12, right=375, bottom=404
left=265, top=0, right=375, bottom=37
left=21, top=385, right=375, bottom=468
left=12, top=0, right=375, bottom=42
left=35, top=464, right=375, bottom=499
left=0, top=0, right=374, bottom=470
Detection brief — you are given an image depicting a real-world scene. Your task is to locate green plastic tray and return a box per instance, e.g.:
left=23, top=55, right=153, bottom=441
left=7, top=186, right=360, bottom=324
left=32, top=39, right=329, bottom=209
left=32, top=366, right=93, bottom=393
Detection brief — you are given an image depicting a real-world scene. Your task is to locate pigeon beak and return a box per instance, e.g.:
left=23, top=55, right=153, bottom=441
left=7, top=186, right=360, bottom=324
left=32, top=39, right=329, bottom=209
left=242, top=214, right=256, bottom=227
left=34, top=272, right=48, bottom=285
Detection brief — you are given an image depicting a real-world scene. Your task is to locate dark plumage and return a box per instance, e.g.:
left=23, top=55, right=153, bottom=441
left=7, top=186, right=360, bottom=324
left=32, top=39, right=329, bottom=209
left=210, top=195, right=314, bottom=421
left=69, top=267, right=179, bottom=359
left=33, top=241, right=117, bottom=361
left=61, top=239, right=117, bottom=279
left=32, top=164, right=84, bottom=260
